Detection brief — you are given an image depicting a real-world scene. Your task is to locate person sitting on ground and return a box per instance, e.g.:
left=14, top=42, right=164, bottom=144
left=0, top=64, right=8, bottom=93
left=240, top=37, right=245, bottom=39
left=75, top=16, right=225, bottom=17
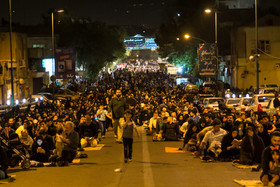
left=59, top=121, right=79, bottom=166
left=189, top=110, right=200, bottom=125
left=182, top=119, right=200, bottom=150
left=256, top=123, right=271, bottom=147
left=268, top=150, right=280, bottom=185
left=31, top=132, right=51, bottom=163
left=239, top=126, right=264, bottom=165
left=148, top=112, right=161, bottom=135
left=262, top=115, right=276, bottom=135
left=0, top=143, right=9, bottom=179
left=261, top=131, right=280, bottom=186
left=19, top=129, right=34, bottom=151
left=79, top=115, right=99, bottom=148
left=162, top=117, right=180, bottom=141
left=219, top=127, right=241, bottom=161
left=222, top=114, right=235, bottom=132
left=199, top=119, right=227, bottom=159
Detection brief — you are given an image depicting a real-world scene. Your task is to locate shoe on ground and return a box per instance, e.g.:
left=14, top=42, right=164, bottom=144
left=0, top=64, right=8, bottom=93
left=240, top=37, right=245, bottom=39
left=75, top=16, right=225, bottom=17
left=35, top=162, right=44, bottom=167
left=46, top=162, right=57, bottom=167
left=124, top=159, right=128, bottom=163
left=63, top=161, right=69, bottom=166
left=128, top=159, right=132, bottom=162
left=102, top=135, right=105, bottom=138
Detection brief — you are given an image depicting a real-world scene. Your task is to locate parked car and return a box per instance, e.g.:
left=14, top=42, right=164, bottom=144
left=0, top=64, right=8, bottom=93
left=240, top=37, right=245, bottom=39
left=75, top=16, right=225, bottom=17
left=184, top=84, right=199, bottom=93
left=245, top=94, right=274, bottom=112
left=260, top=84, right=279, bottom=92
left=194, top=94, right=214, bottom=106
left=259, top=88, right=276, bottom=94
left=235, top=97, right=252, bottom=112
left=200, top=82, right=216, bottom=94
left=225, top=98, right=241, bottom=109
left=202, top=97, right=225, bottom=110
left=262, top=98, right=277, bottom=115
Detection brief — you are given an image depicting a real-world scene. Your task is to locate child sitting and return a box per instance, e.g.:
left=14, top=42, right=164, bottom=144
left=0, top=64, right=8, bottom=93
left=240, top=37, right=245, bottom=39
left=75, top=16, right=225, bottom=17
left=269, top=150, right=280, bottom=185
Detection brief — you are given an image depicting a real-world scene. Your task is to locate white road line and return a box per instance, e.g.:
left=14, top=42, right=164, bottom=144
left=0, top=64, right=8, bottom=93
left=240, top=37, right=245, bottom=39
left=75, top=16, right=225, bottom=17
left=141, top=127, right=155, bottom=187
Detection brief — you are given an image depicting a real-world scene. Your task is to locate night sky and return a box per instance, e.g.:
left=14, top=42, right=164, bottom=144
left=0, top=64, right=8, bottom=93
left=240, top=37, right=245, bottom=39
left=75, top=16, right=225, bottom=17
left=0, top=0, right=168, bottom=27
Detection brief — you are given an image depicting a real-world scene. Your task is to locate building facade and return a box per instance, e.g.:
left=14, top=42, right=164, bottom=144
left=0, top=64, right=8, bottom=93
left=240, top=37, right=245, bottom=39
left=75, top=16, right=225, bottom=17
left=231, top=16, right=280, bottom=89
left=0, top=32, right=30, bottom=105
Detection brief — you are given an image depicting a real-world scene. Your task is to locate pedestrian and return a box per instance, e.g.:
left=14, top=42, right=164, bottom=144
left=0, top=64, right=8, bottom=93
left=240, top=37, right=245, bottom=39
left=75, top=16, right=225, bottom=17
left=122, top=110, right=139, bottom=163
left=109, top=89, right=128, bottom=143
left=274, top=93, right=280, bottom=111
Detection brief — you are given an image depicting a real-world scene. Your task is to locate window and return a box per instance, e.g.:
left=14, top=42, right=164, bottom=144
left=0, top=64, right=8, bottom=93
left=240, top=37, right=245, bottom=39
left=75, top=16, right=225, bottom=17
left=258, top=40, right=270, bottom=54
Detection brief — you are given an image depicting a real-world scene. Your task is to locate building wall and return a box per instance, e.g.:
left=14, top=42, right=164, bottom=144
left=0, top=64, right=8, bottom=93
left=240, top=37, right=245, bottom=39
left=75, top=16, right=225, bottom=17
left=219, top=0, right=254, bottom=9
left=232, top=26, right=280, bottom=89
left=0, top=32, right=31, bottom=105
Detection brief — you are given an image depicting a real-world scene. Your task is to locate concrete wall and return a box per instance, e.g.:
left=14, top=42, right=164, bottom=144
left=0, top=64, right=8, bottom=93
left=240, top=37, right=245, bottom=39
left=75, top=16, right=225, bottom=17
left=232, top=26, right=280, bottom=89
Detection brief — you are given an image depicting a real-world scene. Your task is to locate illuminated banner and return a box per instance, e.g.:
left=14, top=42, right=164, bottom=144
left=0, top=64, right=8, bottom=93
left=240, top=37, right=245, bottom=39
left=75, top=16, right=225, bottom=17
left=55, top=48, right=76, bottom=79
left=124, top=34, right=158, bottom=50
left=198, top=43, right=217, bottom=76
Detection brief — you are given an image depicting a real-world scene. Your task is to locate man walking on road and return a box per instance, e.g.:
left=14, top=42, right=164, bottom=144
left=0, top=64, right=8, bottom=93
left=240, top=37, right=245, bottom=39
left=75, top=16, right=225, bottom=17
left=109, top=89, right=128, bottom=143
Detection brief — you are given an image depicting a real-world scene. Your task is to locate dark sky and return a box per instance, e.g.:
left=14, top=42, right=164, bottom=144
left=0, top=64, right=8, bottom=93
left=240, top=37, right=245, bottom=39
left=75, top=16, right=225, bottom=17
left=0, top=0, right=168, bottom=27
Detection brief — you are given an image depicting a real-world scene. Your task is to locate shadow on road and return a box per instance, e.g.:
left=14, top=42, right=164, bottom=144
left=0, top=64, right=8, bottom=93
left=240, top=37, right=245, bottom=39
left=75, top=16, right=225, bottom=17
left=8, top=168, right=37, bottom=174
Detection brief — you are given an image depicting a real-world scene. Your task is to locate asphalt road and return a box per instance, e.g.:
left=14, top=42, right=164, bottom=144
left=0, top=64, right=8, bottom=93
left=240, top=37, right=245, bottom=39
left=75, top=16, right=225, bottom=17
left=5, top=127, right=260, bottom=187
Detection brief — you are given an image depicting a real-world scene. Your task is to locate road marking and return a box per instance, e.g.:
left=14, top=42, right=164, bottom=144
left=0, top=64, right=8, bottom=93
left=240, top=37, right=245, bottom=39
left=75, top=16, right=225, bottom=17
left=141, top=127, right=155, bottom=187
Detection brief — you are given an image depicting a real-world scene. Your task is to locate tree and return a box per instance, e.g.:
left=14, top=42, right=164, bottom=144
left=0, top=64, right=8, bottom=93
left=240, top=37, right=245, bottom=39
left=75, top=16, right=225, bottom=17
left=47, top=11, right=126, bottom=80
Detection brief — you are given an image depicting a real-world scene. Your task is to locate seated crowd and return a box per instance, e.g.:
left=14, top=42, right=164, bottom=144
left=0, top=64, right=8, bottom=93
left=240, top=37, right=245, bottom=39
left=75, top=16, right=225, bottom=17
left=0, top=69, right=279, bottom=186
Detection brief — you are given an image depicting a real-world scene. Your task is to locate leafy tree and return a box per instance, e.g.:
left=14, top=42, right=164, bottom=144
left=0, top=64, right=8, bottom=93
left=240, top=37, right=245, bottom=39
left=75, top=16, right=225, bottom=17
left=46, top=11, right=126, bottom=79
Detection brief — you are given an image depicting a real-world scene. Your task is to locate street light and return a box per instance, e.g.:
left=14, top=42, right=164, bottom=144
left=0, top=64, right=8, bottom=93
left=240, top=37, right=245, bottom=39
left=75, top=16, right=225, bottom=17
left=51, top=9, right=64, bottom=75
left=184, top=34, right=207, bottom=43
left=205, top=8, right=219, bottom=95
left=255, top=0, right=259, bottom=92
left=9, top=0, right=14, bottom=107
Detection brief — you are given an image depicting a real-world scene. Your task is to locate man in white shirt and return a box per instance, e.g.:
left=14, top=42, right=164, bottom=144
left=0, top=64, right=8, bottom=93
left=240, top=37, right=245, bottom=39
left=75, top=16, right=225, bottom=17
left=200, top=119, right=227, bottom=158
left=148, top=112, right=161, bottom=134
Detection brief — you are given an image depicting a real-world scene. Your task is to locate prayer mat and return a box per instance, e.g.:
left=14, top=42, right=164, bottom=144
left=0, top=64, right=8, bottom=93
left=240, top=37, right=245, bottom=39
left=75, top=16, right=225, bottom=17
left=165, top=147, right=188, bottom=153
left=71, top=159, right=80, bottom=165
left=233, top=179, right=272, bottom=187
left=83, top=144, right=105, bottom=151
left=232, top=163, right=259, bottom=169
left=0, top=175, right=16, bottom=184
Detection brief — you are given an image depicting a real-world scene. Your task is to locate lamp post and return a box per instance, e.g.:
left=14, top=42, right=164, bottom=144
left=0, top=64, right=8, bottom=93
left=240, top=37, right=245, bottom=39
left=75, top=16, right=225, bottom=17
left=51, top=9, right=64, bottom=73
left=51, top=9, right=64, bottom=102
left=255, top=0, right=259, bottom=92
left=184, top=34, right=207, bottom=43
left=9, top=0, right=14, bottom=107
left=205, top=8, right=219, bottom=95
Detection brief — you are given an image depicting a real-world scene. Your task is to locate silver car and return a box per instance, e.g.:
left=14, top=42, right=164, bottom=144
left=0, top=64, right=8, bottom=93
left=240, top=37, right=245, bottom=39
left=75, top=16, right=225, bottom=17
left=245, top=94, right=274, bottom=112
left=203, top=97, right=225, bottom=110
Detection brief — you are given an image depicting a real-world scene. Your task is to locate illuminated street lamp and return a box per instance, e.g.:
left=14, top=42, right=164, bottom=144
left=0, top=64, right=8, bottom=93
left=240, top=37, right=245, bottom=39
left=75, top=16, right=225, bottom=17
left=51, top=9, right=64, bottom=73
left=184, top=34, right=207, bottom=43
left=205, top=8, right=219, bottom=93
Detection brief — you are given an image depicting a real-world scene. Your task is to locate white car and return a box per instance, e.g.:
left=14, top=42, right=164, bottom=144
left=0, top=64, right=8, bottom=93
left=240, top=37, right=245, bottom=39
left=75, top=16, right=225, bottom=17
left=260, top=84, right=279, bottom=92
left=259, top=88, right=276, bottom=94
left=263, top=98, right=277, bottom=115
left=245, top=94, right=274, bottom=112
left=225, top=98, right=241, bottom=109
left=235, top=97, right=252, bottom=112
left=203, top=97, right=225, bottom=110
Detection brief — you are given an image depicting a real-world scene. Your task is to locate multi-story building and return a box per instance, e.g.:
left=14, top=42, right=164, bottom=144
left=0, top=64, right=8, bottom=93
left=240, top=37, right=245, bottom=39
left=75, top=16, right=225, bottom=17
left=231, top=15, right=280, bottom=89
left=0, top=32, right=30, bottom=105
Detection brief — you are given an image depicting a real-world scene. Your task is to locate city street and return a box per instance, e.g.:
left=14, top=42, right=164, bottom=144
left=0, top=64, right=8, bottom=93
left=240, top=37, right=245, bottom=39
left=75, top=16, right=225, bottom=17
left=5, top=127, right=260, bottom=187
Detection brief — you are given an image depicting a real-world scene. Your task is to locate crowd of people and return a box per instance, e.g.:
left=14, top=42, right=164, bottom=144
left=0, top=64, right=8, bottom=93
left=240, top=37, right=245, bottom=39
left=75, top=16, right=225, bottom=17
left=0, top=68, right=280, bottom=186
